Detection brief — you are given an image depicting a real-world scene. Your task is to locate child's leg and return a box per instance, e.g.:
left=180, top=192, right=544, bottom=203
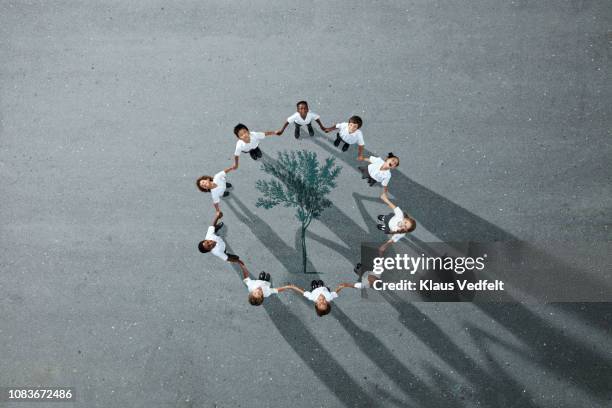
left=341, top=142, right=350, bottom=152
left=249, top=149, right=259, bottom=160
left=215, top=222, right=225, bottom=232
left=307, top=123, right=314, bottom=136
left=226, top=253, right=239, bottom=262
left=254, top=147, right=263, bottom=159
left=358, top=166, right=370, bottom=179
left=334, top=133, right=342, bottom=147
left=294, top=123, right=301, bottom=139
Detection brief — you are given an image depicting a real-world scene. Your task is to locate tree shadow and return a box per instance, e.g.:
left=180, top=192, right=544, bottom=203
left=224, top=195, right=317, bottom=275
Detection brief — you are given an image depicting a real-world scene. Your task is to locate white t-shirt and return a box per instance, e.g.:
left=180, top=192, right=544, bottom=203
left=303, top=287, right=338, bottom=302
left=336, top=122, right=365, bottom=145
left=287, top=111, right=320, bottom=126
left=243, top=278, right=278, bottom=297
left=205, top=226, right=227, bottom=261
left=389, top=207, right=407, bottom=242
left=367, top=156, right=391, bottom=186
left=234, top=131, right=266, bottom=156
left=210, top=171, right=227, bottom=204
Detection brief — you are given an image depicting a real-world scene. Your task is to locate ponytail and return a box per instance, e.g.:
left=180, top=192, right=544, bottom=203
left=387, top=152, right=400, bottom=166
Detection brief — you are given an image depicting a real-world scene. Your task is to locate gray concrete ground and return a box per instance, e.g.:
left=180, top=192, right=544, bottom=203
left=1, top=1, right=611, bottom=407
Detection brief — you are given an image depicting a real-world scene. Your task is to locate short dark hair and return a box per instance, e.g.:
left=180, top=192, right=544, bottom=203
left=387, top=152, right=400, bottom=166
left=315, top=302, right=331, bottom=316
left=196, top=176, right=213, bottom=192
left=198, top=241, right=210, bottom=253
left=233, top=123, right=249, bottom=137
left=296, top=100, right=308, bottom=108
left=348, top=115, right=363, bottom=128
left=405, top=216, right=417, bottom=233
left=248, top=292, right=264, bottom=306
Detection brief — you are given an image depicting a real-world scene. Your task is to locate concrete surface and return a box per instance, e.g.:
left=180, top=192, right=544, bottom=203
left=1, top=1, right=611, bottom=407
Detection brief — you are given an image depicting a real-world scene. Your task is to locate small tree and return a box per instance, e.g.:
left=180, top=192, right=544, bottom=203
left=255, top=150, right=342, bottom=273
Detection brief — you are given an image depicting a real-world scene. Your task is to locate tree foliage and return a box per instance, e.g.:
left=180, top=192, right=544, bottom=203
left=255, top=150, right=342, bottom=273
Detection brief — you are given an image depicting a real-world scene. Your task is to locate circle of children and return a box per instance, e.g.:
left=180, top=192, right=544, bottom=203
left=197, top=101, right=417, bottom=317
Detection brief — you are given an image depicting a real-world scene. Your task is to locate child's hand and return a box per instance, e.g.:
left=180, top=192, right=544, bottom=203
left=275, top=130, right=283, bottom=136
left=358, top=155, right=364, bottom=161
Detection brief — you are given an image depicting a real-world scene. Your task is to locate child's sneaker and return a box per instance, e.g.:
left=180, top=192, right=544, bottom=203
left=341, top=142, right=350, bottom=152
left=294, top=125, right=301, bottom=139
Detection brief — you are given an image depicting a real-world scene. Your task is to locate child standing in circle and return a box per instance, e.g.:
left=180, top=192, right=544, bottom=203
left=230, top=123, right=279, bottom=170
left=276, top=101, right=327, bottom=139
left=323, top=115, right=365, bottom=158
left=196, top=166, right=234, bottom=223
left=377, top=192, right=417, bottom=255
left=358, top=152, right=400, bottom=193
left=239, top=264, right=295, bottom=306
left=286, top=280, right=360, bottom=317
left=197, top=217, right=242, bottom=264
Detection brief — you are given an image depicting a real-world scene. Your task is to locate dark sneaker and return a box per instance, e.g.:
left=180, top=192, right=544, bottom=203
left=226, top=182, right=232, bottom=189
left=223, top=191, right=230, bottom=197
left=342, top=142, right=350, bottom=152
left=215, top=222, right=224, bottom=232
left=294, top=125, right=301, bottom=139
left=377, top=215, right=385, bottom=222
left=368, top=178, right=377, bottom=187
left=334, top=133, right=342, bottom=147
left=307, top=123, right=314, bottom=136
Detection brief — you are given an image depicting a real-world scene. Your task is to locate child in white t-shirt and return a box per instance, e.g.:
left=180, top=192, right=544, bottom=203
left=323, top=115, right=365, bottom=158
left=377, top=192, right=417, bottom=255
left=358, top=152, right=400, bottom=193
left=196, top=166, right=235, bottom=222
left=197, top=218, right=241, bottom=264
left=238, top=264, right=294, bottom=306
left=230, top=123, right=279, bottom=171
left=276, top=101, right=327, bottom=139
left=287, top=280, right=360, bottom=316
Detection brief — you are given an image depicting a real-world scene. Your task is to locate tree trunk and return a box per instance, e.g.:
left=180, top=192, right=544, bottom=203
left=301, top=223, right=307, bottom=273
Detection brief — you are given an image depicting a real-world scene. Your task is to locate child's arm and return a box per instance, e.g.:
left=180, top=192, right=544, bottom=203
left=223, top=165, right=235, bottom=174
left=212, top=209, right=223, bottom=226
left=275, top=285, right=297, bottom=293
left=382, top=185, right=389, bottom=194
left=282, top=284, right=305, bottom=294
left=378, top=239, right=394, bottom=257
left=264, top=130, right=279, bottom=137
left=358, top=156, right=371, bottom=163
left=380, top=192, right=396, bottom=210
left=315, top=118, right=327, bottom=130
left=323, top=123, right=337, bottom=133
left=334, top=283, right=359, bottom=293
left=230, top=155, right=240, bottom=171
left=238, top=261, right=250, bottom=280
left=357, top=145, right=365, bottom=160
left=276, top=121, right=289, bottom=135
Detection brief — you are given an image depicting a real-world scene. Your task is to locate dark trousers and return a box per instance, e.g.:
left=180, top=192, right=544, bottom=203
left=378, top=213, right=394, bottom=233
left=249, top=147, right=263, bottom=160
left=358, top=166, right=377, bottom=186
